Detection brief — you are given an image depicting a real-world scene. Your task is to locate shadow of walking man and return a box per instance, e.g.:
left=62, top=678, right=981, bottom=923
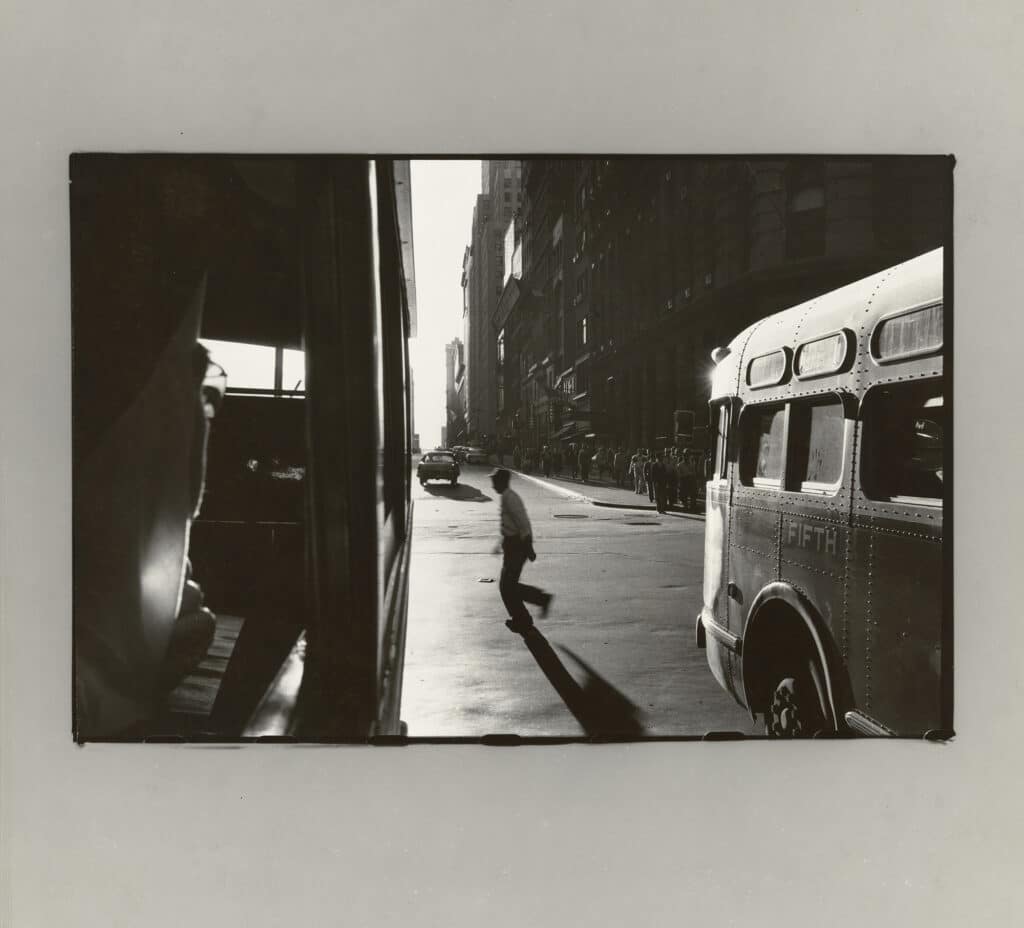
left=520, top=630, right=644, bottom=737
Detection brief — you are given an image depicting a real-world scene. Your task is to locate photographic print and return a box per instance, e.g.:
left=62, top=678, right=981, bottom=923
left=70, top=155, right=952, bottom=742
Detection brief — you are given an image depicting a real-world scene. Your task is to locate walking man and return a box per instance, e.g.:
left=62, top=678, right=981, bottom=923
left=652, top=451, right=668, bottom=514
left=578, top=444, right=591, bottom=483
left=490, top=468, right=553, bottom=635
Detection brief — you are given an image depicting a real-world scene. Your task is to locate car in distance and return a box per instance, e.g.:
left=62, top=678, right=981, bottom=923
left=418, top=451, right=460, bottom=486
left=463, top=447, right=490, bottom=465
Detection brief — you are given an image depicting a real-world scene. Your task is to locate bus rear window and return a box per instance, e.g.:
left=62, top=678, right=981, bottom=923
left=740, top=404, right=786, bottom=486
left=788, top=397, right=845, bottom=491
left=861, top=382, right=944, bottom=504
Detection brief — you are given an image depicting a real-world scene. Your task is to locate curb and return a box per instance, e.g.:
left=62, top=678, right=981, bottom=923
left=509, top=468, right=705, bottom=519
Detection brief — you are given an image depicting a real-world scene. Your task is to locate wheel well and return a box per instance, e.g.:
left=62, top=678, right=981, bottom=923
left=741, top=591, right=849, bottom=728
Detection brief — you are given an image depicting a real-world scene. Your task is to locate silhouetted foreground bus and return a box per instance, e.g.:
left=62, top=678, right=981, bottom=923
left=696, top=248, right=949, bottom=738
left=72, top=156, right=415, bottom=740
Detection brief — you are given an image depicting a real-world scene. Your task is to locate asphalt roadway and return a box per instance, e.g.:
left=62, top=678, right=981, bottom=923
left=400, top=460, right=757, bottom=739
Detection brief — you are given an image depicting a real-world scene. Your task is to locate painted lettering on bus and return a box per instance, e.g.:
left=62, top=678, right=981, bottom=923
left=785, top=520, right=839, bottom=556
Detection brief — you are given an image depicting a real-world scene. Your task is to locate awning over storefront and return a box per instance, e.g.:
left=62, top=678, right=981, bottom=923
left=551, top=420, right=591, bottom=441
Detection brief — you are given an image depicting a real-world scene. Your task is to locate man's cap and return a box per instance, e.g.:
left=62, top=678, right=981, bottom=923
left=490, top=467, right=511, bottom=481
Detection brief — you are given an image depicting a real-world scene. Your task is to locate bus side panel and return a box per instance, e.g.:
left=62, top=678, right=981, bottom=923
left=860, top=512, right=943, bottom=735
left=778, top=498, right=847, bottom=645
left=702, top=483, right=738, bottom=701
left=702, top=483, right=731, bottom=628
left=729, top=489, right=781, bottom=637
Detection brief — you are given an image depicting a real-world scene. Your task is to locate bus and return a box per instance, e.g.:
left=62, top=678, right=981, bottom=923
left=72, top=156, right=416, bottom=741
left=695, top=247, right=949, bottom=738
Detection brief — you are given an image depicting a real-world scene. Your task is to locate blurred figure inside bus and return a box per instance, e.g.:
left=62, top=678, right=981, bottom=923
left=72, top=157, right=227, bottom=738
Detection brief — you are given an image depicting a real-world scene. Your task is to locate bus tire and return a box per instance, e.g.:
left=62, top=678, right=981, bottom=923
left=765, top=660, right=827, bottom=738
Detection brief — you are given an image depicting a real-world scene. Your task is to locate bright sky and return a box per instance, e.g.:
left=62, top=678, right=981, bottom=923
left=408, top=160, right=481, bottom=449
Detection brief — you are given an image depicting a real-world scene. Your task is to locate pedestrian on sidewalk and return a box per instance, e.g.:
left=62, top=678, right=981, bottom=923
left=643, top=452, right=654, bottom=502
left=490, top=468, right=553, bottom=635
left=652, top=451, right=668, bottom=513
left=679, top=449, right=696, bottom=510
left=613, top=448, right=626, bottom=487
left=579, top=444, right=591, bottom=483
left=513, top=445, right=521, bottom=470
left=665, top=450, right=678, bottom=508
left=542, top=445, right=552, bottom=477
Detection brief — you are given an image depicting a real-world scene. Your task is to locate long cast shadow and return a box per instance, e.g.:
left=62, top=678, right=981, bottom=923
left=521, top=630, right=644, bottom=737
left=423, top=482, right=492, bottom=503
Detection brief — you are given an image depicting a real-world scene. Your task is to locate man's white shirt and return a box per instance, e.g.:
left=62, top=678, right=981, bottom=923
left=499, top=487, right=532, bottom=539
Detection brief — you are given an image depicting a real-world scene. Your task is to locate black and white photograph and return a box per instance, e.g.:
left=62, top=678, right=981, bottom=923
left=71, top=155, right=951, bottom=742
left=5, top=3, right=1022, bottom=926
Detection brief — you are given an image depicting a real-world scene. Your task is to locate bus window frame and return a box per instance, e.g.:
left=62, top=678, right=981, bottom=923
left=738, top=401, right=790, bottom=490
left=859, top=379, right=944, bottom=508
left=738, top=392, right=850, bottom=497
left=746, top=347, right=792, bottom=389
left=784, top=393, right=848, bottom=497
left=793, top=329, right=855, bottom=381
left=709, top=400, right=733, bottom=483
left=869, top=299, right=943, bottom=365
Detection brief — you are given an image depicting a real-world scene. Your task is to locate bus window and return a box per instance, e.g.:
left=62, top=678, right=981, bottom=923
left=740, top=404, right=786, bottom=487
left=787, top=396, right=845, bottom=493
left=198, top=339, right=276, bottom=391
left=711, top=402, right=730, bottom=479
left=861, top=382, right=944, bottom=504
left=282, top=347, right=305, bottom=392
left=198, top=338, right=306, bottom=395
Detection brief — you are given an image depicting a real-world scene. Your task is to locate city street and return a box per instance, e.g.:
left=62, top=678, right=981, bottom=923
left=401, top=461, right=757, bottom=738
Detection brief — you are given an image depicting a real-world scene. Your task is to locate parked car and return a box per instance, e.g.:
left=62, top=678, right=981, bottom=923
left=417, top=451, right=460, bottom=486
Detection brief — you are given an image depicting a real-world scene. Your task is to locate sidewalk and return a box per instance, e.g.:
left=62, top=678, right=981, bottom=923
left=506, top=465, right=705, bottom=519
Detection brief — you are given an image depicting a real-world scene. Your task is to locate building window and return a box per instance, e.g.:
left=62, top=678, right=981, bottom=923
left=786, top=162, right=826, bottom=259
left=577, top=315, right=588, bottom=348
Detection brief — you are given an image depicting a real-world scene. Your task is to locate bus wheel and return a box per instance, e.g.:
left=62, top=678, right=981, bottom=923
left=765, top=665, right=827, bottom=738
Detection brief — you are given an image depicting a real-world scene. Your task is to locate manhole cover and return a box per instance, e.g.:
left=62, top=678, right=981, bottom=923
left=553, top=513, right=589, bottom=519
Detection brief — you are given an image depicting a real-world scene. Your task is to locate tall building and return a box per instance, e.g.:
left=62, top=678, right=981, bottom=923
left=461, top=160, right=522, bottom=444
left=444, top=337, right=466, bottom=445
left=501, top=157, right=949, bottom=451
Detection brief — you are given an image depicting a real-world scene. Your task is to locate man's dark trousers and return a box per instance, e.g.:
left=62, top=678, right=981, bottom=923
left=500, top=537, right=546, bottom=627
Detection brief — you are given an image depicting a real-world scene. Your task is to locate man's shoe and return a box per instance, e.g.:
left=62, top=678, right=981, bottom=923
left=541, top=594, right=554, bottom=618
left=505, top=619, right=533, bottom=635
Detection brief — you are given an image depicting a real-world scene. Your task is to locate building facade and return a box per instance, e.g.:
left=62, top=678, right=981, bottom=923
left=492, top=157, right=948, bottom=453
left=462, top=160, right=522, bottom=445
left=444, top=336, right=466, bottom=445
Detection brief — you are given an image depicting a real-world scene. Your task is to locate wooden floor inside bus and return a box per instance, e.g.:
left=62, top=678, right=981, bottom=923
left=162, top=614, right=244, bottom=732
